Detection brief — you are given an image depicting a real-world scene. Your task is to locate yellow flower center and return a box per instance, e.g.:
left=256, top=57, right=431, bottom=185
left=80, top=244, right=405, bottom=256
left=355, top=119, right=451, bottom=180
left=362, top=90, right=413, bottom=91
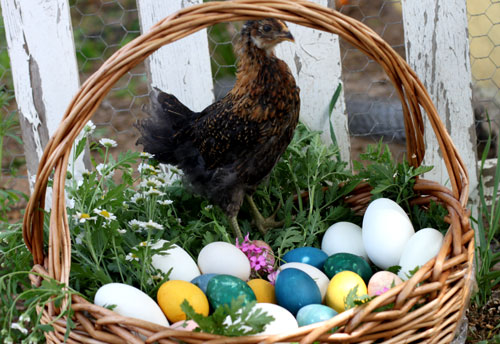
left=80, top=213, right=90, bottom=219
left=100, top=210, right=110, bottom=218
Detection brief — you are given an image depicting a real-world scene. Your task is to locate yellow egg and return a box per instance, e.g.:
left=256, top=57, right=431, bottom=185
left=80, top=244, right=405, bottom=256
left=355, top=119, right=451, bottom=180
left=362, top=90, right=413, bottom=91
left=247, top=279, right=276, bottom=304
left=157, top=280, right=209, bottom=322
left=325, top=271, right=367, bottom=313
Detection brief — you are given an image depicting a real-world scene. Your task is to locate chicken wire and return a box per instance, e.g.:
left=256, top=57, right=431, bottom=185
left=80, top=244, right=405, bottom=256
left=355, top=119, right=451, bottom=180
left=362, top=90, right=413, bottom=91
left=0, top=0, right=499, bottom=221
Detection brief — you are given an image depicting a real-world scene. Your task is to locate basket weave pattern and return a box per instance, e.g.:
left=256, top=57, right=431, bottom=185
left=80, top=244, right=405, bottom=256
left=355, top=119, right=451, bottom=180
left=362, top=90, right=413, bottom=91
left=23, top=1, right=474, bottom=343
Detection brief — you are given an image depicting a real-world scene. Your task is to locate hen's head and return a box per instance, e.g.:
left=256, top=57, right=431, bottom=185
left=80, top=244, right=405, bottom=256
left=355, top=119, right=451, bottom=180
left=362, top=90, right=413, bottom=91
left=241, top=18, right=294, bottom=52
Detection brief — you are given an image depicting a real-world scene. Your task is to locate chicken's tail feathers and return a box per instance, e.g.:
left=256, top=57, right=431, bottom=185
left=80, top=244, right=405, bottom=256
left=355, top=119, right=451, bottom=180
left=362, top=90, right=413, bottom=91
left=135, top=89, right=195, bottom=165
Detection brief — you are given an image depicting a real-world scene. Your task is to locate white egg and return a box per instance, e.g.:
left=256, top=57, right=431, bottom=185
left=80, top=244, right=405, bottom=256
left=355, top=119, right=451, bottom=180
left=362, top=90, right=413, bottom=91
left=278, top=262, right=329, bottom=301
left=398, top=228, right=444, bottom=280
left=253, top=303, right=298, bottom=335
left=321, top=222, right=368, bottom=260
left=94, top=283, right=169, bottom=327
left=152, top=240, right=200, bottom=281
left=362, top=198, right=415, bottom=269
left=197, top=241, right=251, bottom=281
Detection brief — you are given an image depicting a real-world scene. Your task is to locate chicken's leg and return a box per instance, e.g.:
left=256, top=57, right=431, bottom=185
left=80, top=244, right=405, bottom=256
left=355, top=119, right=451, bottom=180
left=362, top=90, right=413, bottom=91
left=245, top=195, right=284, bottom=235
left=228, top=215, right=243, bottom=240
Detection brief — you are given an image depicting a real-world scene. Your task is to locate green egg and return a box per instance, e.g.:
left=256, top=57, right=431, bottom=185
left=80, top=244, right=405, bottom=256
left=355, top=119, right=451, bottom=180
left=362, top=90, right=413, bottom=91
left=206, top=275, right=256, bottom=309
left=323, top=253, right=373, bottom=283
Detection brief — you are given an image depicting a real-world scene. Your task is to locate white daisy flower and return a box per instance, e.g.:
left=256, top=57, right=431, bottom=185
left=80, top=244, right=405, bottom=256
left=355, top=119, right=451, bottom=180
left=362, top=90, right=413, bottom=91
left=176, top=218, right=182, bottom=224
left=140, top=152, right=154, bottom=159
left=73, top=212, right=97, bottom=223
left=75, top=232, right=84, bottom=245
left=96, top=163, right=115, bottom=178
left=99, top=138, right=117, bottom=148
left=94, top=209, right=117, bottom=221
left=84, top=121, right=96, bottom=136
left=131, top=193, right=145, bottom=203
left=117, top=228, right=126, bottom=234
left=11, top=322, right=28, bottom=335
left=158, top=199, right=173, bottom=206
left=145, top=187, right=165, bottom=197
left=81, top=169, right=91, bottom=178
left=140, top=178, right=163, bottom=189
left=138, top=162, right=159, bottom=174
left=204, top=204, right=213, bottom=210
left=141, top=220, right=164, bottom=231
left=125, top=252, right=139, bottom=262
left=128, top=219, right=143, bottom=230
left=139, top=241, right=150, bottom=247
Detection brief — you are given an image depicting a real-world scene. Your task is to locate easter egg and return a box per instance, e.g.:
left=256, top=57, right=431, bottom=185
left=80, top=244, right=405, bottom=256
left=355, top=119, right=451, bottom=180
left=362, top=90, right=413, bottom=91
left=367, top=271, right=403, bottom=296
left=321, top=222, right=368, bottom=260
left=152, top=240, right=200, bottom=281
left=198, top=242, right=251, bottom=281
left=94, top=283, right=169, bottom=326
left=326, top=271, right=367, bottom=313
left=278, top=262, right=329, bottom=301
left=157, top=280, right=209, bottom=323
left=398, top=228, right=444, bottom=280
left=323, top=253, right=373, bottom=283
left=191, top=273, right=218, bottom=293
left=170, top=320, right=199, bottom=331
left=247, top=279, right=276, bottom=304
left=282, top=247, right=328, bottom=270
left=296, top=304, right=338, bottom=327
left=362, top=198, right=415, bottom=269
left=206, top=275, right=256, bottom=309
left=252, top=303, right=298, bottom=335
left=275, top=268, right=321, bottom=315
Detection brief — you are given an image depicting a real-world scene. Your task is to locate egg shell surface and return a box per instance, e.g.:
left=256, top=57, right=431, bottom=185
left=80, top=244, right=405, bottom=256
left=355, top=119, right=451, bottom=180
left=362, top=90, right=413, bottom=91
left=362, top=198, right=415, bottom=269
left=326, top=271, right=367, bottom=313
left=278, top=262, right=329, bottom=301
left=275, top=268, right=322, bottom=315
left=321, top=222, right=368, bottom=260
left=206, top=275, right=256, bottom=309
left=94, top=283, right=169, bottom=327
left=398, top=228, right=444, bottom=280
left=198, top=241, right=251, bottom=281
left=296, top=304, right=338, bottom=327
left=191, top=273, right=218, bottom=294
left=170, top=320, right=199, bottom=331
left=247, top=279, right=276, bottom=304
left=252, top=303, right=298, bottom=335
left=323, top=252, right=373, bottom=283
left=367, top=271, right=403, bottom=296
left=282, top=247, right=328, bottom=270
left=157, top=280, right=209, bottom=323
left=152, top=240, right=200, bottom=281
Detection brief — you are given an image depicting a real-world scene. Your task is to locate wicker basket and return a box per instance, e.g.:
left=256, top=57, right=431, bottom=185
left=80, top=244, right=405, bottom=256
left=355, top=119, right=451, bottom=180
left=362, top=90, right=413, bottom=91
left=23, top=0, right=475, bottom=343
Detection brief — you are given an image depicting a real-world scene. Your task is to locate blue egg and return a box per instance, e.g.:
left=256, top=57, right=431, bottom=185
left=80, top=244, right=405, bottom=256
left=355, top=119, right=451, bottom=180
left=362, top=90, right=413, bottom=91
left=191, top=273, right=218, bottom=293
left=275, top=268, right=321, bottom=315
left=296, top=304, right=338, bottom=326
left=283, top=247, right=328, bottom=270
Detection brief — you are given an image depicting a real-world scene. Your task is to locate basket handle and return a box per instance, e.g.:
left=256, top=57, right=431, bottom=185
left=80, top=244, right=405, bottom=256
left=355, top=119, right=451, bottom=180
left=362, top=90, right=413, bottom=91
left=23, top=0, right=469, bottom=282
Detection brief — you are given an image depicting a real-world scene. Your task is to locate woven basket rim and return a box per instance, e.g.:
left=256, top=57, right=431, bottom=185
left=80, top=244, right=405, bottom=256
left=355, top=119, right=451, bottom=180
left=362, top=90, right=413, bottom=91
left=22, top=1, right=474, bottom=343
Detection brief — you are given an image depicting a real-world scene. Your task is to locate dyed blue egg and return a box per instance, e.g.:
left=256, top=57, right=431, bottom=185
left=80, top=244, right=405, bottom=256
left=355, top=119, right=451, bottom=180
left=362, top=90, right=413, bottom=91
left=191, top=273, right=218, bottom=293
left=275, top=268, right=321, bottom=315
left=283, top=247, right=328, bottom=270
left=296, top=304, right=338, bottom=326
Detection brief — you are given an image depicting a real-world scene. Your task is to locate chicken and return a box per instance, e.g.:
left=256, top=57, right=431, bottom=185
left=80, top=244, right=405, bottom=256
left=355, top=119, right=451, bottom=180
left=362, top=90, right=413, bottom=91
left=137, top=19, right=300, bottom=239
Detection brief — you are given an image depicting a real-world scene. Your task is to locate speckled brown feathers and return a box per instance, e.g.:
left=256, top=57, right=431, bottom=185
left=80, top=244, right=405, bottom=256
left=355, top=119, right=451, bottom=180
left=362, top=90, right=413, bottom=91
left=137, top=19, right=300, bottom=220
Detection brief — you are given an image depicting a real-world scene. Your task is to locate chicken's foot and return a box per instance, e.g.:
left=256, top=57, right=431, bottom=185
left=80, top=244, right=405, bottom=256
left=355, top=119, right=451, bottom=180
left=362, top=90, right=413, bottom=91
left=245, top=195, right=284, bottom=235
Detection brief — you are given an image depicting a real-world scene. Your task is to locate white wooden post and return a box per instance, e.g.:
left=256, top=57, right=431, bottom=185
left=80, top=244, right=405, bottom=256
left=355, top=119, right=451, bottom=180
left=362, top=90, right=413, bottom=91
left=276, top=0, right=350, bottom=163
left=401, top=0, right=478, bottom=194
left=0, top=0, right=85, bottom=190
left=136, top=0, right=214, bottom=111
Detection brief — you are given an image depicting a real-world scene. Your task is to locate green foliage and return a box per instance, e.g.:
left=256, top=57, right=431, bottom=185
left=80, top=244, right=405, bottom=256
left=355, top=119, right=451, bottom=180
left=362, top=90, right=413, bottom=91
left=344, top=285, right=373, bottom=310
left=181, top=296, right=274, bottom=336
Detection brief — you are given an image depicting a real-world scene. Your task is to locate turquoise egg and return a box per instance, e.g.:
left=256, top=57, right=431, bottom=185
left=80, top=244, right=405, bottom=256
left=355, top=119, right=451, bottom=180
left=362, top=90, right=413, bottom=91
left=275, top=268, right=321, bottom=315
left=191, top=273, right=218, bottom=294
left=206, top=275, right=256, bottom=309
left=282, top=247, right=328, bottom=270
left=323, top=253, right=373, bottom=283
left=296, top=304, right=338, bottom=326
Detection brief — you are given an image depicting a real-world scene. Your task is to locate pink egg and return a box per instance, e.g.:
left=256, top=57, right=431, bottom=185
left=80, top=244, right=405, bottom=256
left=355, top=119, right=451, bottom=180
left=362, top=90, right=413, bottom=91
left=170, top=320, right=198, bottom=331
left=367, top=271, right=403, bottom=296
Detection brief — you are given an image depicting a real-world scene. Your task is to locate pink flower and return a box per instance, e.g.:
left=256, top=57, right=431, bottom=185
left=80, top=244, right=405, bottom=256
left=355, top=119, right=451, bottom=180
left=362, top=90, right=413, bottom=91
left=236, top=235, right=276, bottom=278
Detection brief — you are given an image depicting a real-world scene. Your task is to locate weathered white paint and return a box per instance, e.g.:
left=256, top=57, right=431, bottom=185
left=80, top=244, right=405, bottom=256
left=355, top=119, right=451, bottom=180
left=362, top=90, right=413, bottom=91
left=401, top=0, right=478, bottom=194
left=1, top=0, right=84, bottom=189
left=136, top=0, right=214, bottom=111
left=276, top=0, right=350, bottom=163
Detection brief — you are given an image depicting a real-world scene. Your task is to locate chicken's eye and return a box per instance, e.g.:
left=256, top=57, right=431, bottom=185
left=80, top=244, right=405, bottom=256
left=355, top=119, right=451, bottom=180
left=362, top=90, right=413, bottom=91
left=263, top=24, right=272, bottom=32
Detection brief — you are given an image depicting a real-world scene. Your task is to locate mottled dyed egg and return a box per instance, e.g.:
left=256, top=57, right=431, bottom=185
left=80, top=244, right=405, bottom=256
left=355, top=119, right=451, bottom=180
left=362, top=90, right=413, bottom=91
left=296, top=304, right=338, bottom=327
left=94, top=283, right=169, bottom=327
left=152, top=240, right=200, bottom=281
left=191, top=273, right=218, bottom=294
left=326, top=271, right=367, bottom=313
left=362, top=198, right=415, bottom=269
left=282, top=247, right=328, bottom=270
left=206, top=275, right=256, bottom=309
left=278, top=262, right=329, bottom=301
left=170, top=320, right=199, bottom=331
left=247, top=279, right=276, bottom=304
left=323, top=252, right=373, bottom=283
left=157, top=280, right=209, bottom=323
left=398, top=228, right=444, bottom=280
left=367, top=271, right=403, bottom=296
left=275, top=268, right=321, bottom=315
left=198, top=242, right=251, bottom=281
left=321, top=222, right=368, bottom=260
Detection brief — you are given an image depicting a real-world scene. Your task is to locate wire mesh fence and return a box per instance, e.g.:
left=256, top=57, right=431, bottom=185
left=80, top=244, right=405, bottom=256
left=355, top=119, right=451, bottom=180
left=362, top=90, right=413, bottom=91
left=0, top=0, right=499, bottom=222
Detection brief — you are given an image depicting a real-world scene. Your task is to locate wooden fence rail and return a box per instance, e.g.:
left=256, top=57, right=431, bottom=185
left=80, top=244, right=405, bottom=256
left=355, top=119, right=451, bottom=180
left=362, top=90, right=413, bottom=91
left=1, top=0, right=480, bottom=199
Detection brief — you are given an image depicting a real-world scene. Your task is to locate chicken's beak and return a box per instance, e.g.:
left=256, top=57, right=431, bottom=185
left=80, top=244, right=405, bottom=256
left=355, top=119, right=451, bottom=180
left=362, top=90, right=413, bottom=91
left=281, top=31, right=295, bottom=43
